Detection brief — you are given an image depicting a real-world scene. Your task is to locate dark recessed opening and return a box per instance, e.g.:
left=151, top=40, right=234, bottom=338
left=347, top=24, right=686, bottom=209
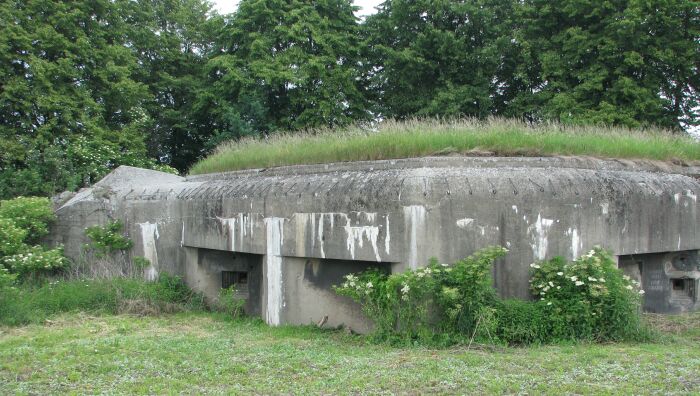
left=670, top=278, right=696, bottom=301
left=672, top=278, right=685, bottom=291
left=222, top=271, right=248, bottom=289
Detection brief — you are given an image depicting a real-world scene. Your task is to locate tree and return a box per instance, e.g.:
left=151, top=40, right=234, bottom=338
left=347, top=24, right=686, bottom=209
left=124, top=0, right=223, bottom=172
left=0, top=0, right=155, bottom=198
left=364, top=0, right=519, bottom=119
left=518, top=0, right=699, bottom=129
left=200, top=0, right=371, bottom=142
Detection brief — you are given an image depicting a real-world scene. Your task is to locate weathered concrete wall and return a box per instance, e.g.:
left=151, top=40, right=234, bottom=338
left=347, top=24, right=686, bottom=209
left=49, top=157, right=700, bottom=328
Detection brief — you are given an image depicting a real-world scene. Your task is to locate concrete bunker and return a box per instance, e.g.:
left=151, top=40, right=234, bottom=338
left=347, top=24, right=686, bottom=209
left=48, top=157, right=700, bottom=329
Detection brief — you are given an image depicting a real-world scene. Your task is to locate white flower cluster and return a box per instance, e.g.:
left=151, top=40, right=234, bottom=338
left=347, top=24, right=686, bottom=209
left=622, top=275, right=645, bottom=294
left=340, top=274, right=375, bottom=295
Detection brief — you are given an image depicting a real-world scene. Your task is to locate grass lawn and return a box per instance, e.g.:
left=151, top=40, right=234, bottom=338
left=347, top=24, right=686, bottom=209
left=190, top=118, right=700, bottom=175
left=1, top=312, right=699, bottom=394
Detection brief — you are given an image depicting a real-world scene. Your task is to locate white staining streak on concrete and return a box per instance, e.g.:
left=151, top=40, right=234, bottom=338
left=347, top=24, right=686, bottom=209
left=296, top=212, right=384, bottom=261
left=512, top=205, right=518, bottom=214
left=527, top=214, right=554, bottom=261
left=384, top=215, right=391, bottom=255
left=456, top=218, right=474, bottom=229
left=674, top=193, right=681, bottom=204
left=180, top=221, right=185, bottom=247
left=264, top=217, right=285, bottom=326
left=138, top=222, right=159, bottom=281
left=600, top=203, right=609, bottom=215
left=404, top=205, right=427, bottom=270
left=566, top=227, right=581, bottom=258
left=217, top=216, right=237, bottom=251
left=344, top=222, right=381, bottom=262
left=318, top=213, right=325, bottom=258
left=687, top=190, right=697, bottom=203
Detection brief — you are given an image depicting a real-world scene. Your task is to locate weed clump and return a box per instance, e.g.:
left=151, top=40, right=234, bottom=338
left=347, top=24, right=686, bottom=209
left=0, top=274, right=206, bottom=326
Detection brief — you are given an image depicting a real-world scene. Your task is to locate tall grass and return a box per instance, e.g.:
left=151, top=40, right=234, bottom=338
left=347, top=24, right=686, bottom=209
left=189, top=118, right=700, bottom=175
left=0, top=275, right=206, bottom=326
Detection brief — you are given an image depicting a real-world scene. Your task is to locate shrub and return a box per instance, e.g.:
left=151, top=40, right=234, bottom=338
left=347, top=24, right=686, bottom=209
left=0, top=218, right=27, bottom=256
left=529, top=247, right=647, bottom=341
left=335, top=246, right=507, bottom=345
left=495, top=299, right=549, bottom=345
left=0, top=197, right=55, bottom=244
left=336, top=246, right=647, bottom=345
left=2, top=245, right=69, bottom=280
left=84, top=220, right=133, bottom=257
left=0, top=267, right=17, bottom=289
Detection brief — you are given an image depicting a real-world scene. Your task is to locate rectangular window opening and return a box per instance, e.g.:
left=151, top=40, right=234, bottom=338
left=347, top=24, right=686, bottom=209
left=222, top=271, right=248, bottom=290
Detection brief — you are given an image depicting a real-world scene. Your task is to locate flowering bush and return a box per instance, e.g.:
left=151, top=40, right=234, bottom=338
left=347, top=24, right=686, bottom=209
left=335, top=246, right=507, bottom=345
left=529, top=247, right=646, bottom=341
left=0, top=196, right=70, bottom=282
left=0, top=218, right=27, bottom=256
left=336, top=246, right=648, bottom=345
left=2, top=246, right=69, bottom=279
left=84, top=220, right=134, bottom=257
left=0, top=197, right=55, bottom=244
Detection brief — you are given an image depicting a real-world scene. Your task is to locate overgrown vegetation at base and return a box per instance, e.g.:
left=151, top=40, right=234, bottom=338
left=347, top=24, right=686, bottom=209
left=335, top=246, right=649, bottom=346
left=0, top=276, right=205, bottom=327
left=190, top=119, right=700, bottom=174
left=0, top=196, right=213, bottom=326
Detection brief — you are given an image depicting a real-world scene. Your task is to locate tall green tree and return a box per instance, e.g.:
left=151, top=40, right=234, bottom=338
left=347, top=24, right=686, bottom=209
left=364, top=0, right=519, bottom=119
left=518, top=0, right=699, bottom=129
left=200, top=0, right=371, bottom=144
left=0, top=0, right=155, bottom=198
left=124, top=0, right=223, bottom=172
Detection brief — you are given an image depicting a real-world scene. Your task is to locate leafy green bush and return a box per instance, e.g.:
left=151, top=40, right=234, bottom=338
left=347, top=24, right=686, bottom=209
left=0, top=267, right=17, bottom=289
left=0, top=197, right=55, bottom=244
left=495, top=299, right=549, bottom=345
left=0, top=196, right=70, bottom=283
left=0, top=275, right=205, bottom=326
left=335, top=246, right=507, bottom=345
left=529, top=247, right=647, bottom=341
left=0, top=218, right=27, bottom=257
left=336, top=246, right=647, bottom=345
left=84, top=220, right=134, bottom=257
left=2, top=245, right=69, bottom=280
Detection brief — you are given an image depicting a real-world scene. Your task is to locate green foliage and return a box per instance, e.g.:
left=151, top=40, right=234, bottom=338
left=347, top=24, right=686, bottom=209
left=1, top=0, right=697, bottom=194
left=336, top=246, right=647, bottom=345
left=215, top=286, right=246, bottom=318
left=517, top=0, right=699, bottom=129
left=84, top=220, right=134, bottom=257
left=530, top=247, right=648, bottom=342
left=0, top=275, right=205, bottom=326
left=201, top=0, right=371, bottom=143
left=2, top=245, right=69, bottom=280
left=0, top=196, right=68, bottom=282
left=132, top=256, right=151, bottom=270
left=494, top=299, right=549, bottom=345
left=335, top=246, right=507, bottom=345
left=0, top=197, right=55, bottom=244
left=0, top=267, right=17, bottom=289
left=0, top=218, right=28, bottom=257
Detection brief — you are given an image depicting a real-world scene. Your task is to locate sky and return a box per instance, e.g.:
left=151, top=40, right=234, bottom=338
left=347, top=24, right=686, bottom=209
left=211, top=0, right=383, bottom=16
